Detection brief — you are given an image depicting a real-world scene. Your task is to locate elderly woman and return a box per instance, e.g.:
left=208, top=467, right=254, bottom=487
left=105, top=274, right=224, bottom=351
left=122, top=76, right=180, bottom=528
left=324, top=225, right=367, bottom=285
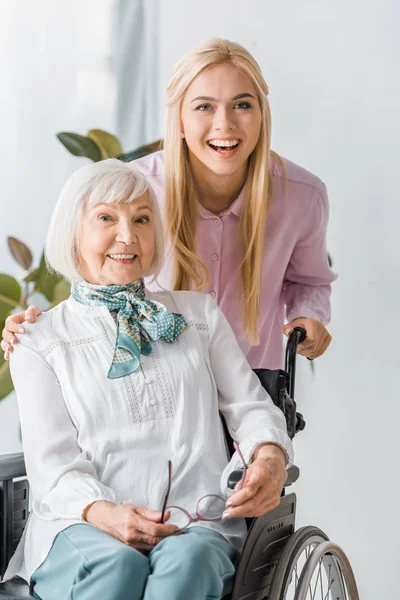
left=4, top=159, right=293, bottom=600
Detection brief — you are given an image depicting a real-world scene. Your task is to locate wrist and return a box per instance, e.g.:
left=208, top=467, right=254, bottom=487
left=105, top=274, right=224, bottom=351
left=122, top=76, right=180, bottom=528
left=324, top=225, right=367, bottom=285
left=83, top=500, right=116, bottom=526
left=252, top=443, right=288, bottom=466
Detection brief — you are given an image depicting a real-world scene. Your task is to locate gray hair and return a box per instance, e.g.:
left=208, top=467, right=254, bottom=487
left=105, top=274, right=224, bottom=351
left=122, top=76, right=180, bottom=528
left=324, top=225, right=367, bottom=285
left=45, top=159, right=164, bottom=282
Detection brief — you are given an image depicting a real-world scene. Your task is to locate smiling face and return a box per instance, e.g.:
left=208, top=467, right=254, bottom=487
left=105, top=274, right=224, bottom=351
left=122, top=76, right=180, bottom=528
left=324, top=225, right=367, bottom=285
left=78, top=192, right=155, bottom=286
left=180, top=63, right=262, bottom=178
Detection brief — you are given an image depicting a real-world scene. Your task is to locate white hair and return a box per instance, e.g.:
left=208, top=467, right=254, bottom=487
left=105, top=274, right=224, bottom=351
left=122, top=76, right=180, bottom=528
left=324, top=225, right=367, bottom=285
left=45, top=159, right=164, bottom=281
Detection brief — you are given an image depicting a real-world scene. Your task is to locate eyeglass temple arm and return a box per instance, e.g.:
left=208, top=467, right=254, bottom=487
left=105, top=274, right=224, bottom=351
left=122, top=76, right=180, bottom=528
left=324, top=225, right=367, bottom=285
left=160, top=460, right=172, bottom=523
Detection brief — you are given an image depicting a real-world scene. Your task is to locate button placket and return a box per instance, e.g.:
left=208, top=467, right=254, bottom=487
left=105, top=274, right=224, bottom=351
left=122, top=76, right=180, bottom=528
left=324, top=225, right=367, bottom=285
left=210, top=216, right=223, bottom=300
left=139, top=363, right=157, bottom=409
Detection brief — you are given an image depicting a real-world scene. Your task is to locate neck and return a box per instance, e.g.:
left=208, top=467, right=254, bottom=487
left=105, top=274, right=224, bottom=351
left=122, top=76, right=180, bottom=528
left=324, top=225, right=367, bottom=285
left=189, top=153, right=247, bottom=215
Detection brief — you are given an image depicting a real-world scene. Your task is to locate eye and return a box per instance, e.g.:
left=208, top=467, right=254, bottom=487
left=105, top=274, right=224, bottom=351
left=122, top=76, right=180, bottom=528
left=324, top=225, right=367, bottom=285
left=234, top=101, right=251, bottom=109
left=99, top=214, right=113, bottom=222
left=135, top=215, right=150, bottom=224
left=195, top=103, right=213, bottom=111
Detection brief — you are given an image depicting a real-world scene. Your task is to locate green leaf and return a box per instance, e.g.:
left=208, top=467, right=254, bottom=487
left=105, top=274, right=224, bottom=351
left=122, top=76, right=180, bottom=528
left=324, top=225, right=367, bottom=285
left=57, top=132, right=102, bottom=162
left=24, top=267, right=40, bottom=283
left=0, top=317, right=13, bottom=402
left=51, top=280, right=71, bottom=307
left=35, top=253, right=64, bottom=303
left=87, top=129, right=123, bottom=159
left=0, top=355, right=13, bottom=402
left=117, top=140, right=162, bottom=162
left=0, top=274, right=21, bottom=320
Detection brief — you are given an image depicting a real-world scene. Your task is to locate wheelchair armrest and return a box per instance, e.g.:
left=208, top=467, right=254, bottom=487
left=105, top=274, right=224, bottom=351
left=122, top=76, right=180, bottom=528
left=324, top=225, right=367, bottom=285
left=0, top=452, right=26, bottom=481
left=285, top=465, right=300, bottom=486
left=227, top=464, right=299, bottom=490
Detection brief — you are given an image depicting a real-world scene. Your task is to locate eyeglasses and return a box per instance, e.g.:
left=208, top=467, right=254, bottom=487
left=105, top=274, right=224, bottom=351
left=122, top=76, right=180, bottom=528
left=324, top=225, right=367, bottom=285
left=160, top=441, right=247, bottom=531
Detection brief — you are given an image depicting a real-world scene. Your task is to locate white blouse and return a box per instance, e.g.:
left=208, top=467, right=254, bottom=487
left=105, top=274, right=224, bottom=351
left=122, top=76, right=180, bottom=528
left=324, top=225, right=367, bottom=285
left=4, top=289, right=293, bottom=583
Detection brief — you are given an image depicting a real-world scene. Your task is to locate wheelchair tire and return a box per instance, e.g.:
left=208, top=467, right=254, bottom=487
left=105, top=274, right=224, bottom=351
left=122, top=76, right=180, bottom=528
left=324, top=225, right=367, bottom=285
left=294, top=540, right=359, bottom=600
left=268, top=525, right=358, bottom=599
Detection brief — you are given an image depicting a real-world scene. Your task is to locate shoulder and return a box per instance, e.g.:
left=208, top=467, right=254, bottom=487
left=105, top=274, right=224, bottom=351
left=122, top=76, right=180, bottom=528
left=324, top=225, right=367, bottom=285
left=12, top=301, right=70, bottom=357
left=271, top=154, right=329, bottom=222
left=272, top=153, right=326, bottom=195
left=129, top=150, right=165, bottom=179
left=13, top=298, right=100, bottom=356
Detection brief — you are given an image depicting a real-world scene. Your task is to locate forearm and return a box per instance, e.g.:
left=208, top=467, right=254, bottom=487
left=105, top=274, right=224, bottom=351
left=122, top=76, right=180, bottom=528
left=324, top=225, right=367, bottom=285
left=285, top=282, right=332, bottom=325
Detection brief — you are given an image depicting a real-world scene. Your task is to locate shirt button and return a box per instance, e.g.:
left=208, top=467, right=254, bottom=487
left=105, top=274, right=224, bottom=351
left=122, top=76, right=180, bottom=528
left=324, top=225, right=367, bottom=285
left=145, top=378, right=152, bottom=384
left=211, top=254, right=219, bottom=261
left=214, top=218, right=220, bottom=225
left=150, top=399, right=156, bottom=406
left=210, top=291, right=216, bottom=299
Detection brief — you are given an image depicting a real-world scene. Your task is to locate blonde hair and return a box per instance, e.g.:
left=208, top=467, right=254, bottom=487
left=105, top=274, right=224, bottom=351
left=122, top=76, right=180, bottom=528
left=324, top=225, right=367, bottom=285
left=46, top=159, right=164, bottom=281
left=165, top=38, right=284, bottom=344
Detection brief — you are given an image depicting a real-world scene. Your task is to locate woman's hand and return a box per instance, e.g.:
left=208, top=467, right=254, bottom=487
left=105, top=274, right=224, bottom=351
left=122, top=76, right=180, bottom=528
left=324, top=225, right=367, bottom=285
left=84, top=501, right=180, bottom=552
left=223, top=444, right=287, bottom=519
left=1, top=306, right=41, bottom=360
left=283, top=317, right=331, bottom=359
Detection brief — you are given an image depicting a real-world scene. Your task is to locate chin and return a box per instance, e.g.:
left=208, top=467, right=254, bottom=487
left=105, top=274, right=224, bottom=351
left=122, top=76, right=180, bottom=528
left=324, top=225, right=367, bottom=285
left=105, top=271, right=143, bottom=286
left=206, top=160, right=244, bottom=176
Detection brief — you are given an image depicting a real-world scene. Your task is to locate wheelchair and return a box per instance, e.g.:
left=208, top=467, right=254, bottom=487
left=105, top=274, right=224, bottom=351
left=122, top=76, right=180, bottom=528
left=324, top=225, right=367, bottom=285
left=0, top=328, right=359, bottom=599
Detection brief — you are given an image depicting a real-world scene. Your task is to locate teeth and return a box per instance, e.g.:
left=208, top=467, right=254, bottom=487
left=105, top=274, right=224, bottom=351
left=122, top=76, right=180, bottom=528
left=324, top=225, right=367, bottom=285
left=208, top=139, right=239, bottom=148
left=109, top=254, right=136, bottom=260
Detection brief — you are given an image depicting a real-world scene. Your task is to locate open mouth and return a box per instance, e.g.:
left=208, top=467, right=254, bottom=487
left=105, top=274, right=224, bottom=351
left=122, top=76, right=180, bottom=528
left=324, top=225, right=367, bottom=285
left=107, top=254, right=138, bottom=263
left=207, top=139, right=241, bottom=154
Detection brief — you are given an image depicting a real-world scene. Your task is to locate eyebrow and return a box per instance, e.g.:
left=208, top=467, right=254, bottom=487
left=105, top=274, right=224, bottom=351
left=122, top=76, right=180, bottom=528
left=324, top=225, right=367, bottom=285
left=133, top=204, right=152, bottom=211
left=190, top=93, right=255, bottom=103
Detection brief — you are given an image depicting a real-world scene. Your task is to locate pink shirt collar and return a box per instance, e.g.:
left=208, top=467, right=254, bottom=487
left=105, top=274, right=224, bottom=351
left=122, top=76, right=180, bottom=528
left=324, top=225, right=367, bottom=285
left=198, top=185, right=246, bottom=219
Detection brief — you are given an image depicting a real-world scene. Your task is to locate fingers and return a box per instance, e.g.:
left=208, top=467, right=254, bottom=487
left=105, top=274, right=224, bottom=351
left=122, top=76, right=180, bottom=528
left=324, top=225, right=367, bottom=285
left=133, top=508, right=179, bottom=538
left=224, top=482, right=281, bottom=518
left=24, top=305, right=41, bottom=323
left=299, top=331, right=331, bottom=359
left=1, top=306, right=42, bottom=360
left=1, top=339, right=12, bottom=361
left=135, top=507, right=165, bottom=522
left=224, top=458, right=285, bottom=519
left=313, top=332, right=331, bottom=358
left=285, top=318, right=331, bottom=360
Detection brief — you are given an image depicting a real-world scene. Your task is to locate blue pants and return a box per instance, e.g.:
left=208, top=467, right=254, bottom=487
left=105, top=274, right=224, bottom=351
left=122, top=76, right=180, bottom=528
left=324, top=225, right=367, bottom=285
left=31, top=524, right=239, bottom=600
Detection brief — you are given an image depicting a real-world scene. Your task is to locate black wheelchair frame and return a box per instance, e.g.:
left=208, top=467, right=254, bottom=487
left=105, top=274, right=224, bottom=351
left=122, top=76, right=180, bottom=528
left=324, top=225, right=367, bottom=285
left=0, top=328, right=356, bottom=599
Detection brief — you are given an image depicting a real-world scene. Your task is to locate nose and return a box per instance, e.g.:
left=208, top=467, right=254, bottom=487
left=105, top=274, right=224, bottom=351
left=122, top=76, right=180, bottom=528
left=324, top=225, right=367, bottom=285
left=214, top=106, right=236, bottom=132
left=115, top=221, right=138, bottom=245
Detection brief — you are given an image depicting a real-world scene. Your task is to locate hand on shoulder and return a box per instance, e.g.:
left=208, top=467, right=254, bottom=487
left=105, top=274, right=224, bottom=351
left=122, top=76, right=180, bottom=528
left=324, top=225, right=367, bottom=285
left=1, top=306, right=42, bottom=359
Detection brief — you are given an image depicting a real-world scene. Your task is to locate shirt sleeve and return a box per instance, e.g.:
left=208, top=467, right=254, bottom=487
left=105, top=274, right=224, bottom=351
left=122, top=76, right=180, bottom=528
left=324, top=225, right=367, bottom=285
left=283, top=182, right=338, bottom=325
left=204, top=294, right=294, bottom=492
left=9, top=336, right=116, bottom=521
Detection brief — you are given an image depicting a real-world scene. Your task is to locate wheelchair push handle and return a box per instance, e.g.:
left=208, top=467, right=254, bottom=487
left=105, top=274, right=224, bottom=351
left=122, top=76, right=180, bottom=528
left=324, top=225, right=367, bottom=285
left=285, top=326, right=306, bottom=403
left=226, top=328, right=307, bottom=491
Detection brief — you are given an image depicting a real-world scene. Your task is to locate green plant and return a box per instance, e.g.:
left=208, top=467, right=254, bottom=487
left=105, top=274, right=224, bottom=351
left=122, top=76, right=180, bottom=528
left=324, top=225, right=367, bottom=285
left=56, top=129, right=161, bottom=163
left=0, top=239, right=70, bottom=401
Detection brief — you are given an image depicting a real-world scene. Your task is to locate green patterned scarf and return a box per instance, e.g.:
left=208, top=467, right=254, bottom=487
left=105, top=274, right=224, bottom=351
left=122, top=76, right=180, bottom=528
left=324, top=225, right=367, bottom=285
left=71, top=279, right=187, bottom=379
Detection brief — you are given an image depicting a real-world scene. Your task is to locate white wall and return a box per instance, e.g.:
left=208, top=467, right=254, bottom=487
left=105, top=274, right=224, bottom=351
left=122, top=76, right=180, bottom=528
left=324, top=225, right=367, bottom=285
left=157, top=1, right=399, bottom=598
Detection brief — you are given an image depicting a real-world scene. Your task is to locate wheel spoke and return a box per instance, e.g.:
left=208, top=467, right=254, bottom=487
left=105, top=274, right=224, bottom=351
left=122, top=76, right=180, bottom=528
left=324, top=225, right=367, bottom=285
left=310, top=560, right=323, bottom=599
left=273, top=529, right=358, bottom=600
left=319, top=558, right=324, bottom=598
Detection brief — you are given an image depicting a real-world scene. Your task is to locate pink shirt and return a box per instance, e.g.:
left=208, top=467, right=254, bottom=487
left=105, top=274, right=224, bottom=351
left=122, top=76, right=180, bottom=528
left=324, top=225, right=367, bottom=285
left=133, top=151, right=337, bottom=370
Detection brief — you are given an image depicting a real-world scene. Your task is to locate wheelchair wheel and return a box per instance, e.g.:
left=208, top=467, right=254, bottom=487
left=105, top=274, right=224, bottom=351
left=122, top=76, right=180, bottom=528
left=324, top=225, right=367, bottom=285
left=268, top=526, right=359, bottom=599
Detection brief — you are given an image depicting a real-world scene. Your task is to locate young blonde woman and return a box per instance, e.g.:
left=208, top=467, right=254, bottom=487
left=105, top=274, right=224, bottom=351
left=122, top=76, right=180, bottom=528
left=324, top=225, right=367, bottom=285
left=2, top=38, right=336, bottom=369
